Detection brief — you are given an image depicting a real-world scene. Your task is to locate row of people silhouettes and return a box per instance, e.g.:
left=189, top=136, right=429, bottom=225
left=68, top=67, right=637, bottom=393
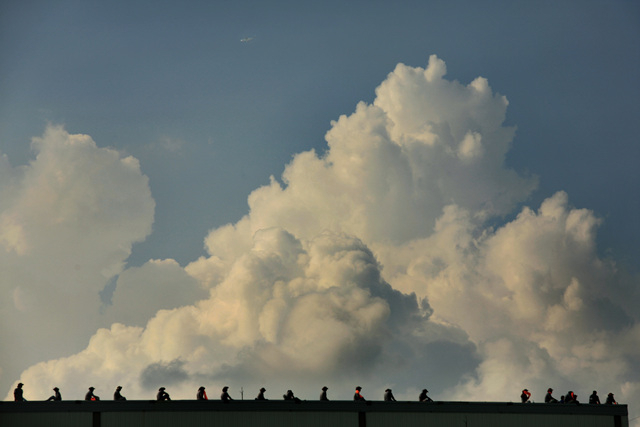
left=12, top=382, right=618, bottom=404
left=587, top=390, right=617, bottom=405
left=531, top=388, right=617, bottom=405
left=17, top=385, right=126, bottom=402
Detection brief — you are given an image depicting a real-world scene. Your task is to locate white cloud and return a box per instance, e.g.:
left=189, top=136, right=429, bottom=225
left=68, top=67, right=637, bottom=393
left=5, top=57, right=640, bottom=425
left=0, top=125, right=155, bottom=391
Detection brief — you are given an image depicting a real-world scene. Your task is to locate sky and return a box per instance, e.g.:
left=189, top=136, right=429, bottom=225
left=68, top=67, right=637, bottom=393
left=1, top=0, right=639, bottom=422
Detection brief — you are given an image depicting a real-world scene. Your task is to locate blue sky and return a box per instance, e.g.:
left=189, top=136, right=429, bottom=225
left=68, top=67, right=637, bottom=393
left=1, top=0, right=640, bottom=416
left=2, top=0, right=638, bottom=267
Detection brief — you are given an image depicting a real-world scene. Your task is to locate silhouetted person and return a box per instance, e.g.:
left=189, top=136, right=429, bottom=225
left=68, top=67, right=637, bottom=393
left=114, top=386, right=126, bottom=401
left=384, top=388, right=396, bottom=401
left=197, top=386, right=208, bottom=400
left=283, top=390, right=301, bottom=402
left=545, top=388, right=558, bottom=403
left=14, top=383, right=25, bottom=402
left=221, top=386, right=233, bottom=402
left=419, top=389, right=433, bottom=402
left=605, top=393, right=617, bottom=405
left=565, top=391, right=578, bottom=404
left=560, top=395, right=565, bottom=403
left=354, top=386, right=365, bottom=401
left=589, top=390, right=600, bottom=404
left=256, top=387, right=267, bottom=400
left=157, top=387, right=171, bottom=401
left=320, top=386, right=329, bottom=401
left=521, top=389, right=531, bottom=403
left=85, top=387, right=100, bottom=401
left=47, top=387, right=61, bottom=401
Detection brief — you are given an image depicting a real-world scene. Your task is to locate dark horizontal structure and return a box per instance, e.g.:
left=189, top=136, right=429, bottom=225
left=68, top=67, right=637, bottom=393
left=0, top=400, right=629, bottom=427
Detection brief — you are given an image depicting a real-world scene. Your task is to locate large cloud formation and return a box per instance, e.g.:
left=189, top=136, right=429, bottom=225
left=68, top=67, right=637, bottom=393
left=4, top=56, right=639, bottom=422
left=0, top=125, right=155, bottom=389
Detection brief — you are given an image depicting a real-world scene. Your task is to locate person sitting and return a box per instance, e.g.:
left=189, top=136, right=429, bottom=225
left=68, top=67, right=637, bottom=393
left=283, top=389, right=301, bottom=402
left=419, top=389, right=433, bottom=402
left=197, top=386, right=208, bottom=400
left=320, top=386, right=329, bottom=401
left=565, top=391, right=579, bottom=404
left=221, top=386, right=233, bottom=402
left=47, top=387, right=62, bottom=401
left=256, top=387, right=267, bottom=400
left=354, top=386, right=366, bottom=401
left=14, top=383, right=26, bottom=402
left=545, top=388, right=558, bottom=403
left=114, top=386, right=126, bottom=401
left=589, top=390, right=600, bottom=404
left=85, top=387, right=100, bottom=401
left=384, top=388, right=396, bottom=401
left=605, top=393, right=617, bottom=405
left=157, top=387, right=171, bottom=401
left=521, top=389, right=531, bottom=403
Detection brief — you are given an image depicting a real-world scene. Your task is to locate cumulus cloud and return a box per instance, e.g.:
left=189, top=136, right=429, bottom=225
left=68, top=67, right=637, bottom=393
left=0, top=125, right=154, bottom=391
left=107, top=259, right=206, bottom=327
left=6, top=56, right=640, bottom=424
